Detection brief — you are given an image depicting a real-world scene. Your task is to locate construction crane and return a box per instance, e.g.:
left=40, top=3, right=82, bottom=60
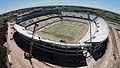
left=24, top=23, right=38, bottom=59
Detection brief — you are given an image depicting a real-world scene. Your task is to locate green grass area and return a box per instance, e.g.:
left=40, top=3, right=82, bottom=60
left=58, top=7, right=120, bottom=24
left=39, top=21, right=84, bottom=43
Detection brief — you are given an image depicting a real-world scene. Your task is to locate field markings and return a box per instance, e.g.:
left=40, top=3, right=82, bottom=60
left=36, top=20, right=88, bottom=43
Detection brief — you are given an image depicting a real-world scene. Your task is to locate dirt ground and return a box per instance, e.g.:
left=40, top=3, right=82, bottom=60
left=7, top=21, right=120, bottom=68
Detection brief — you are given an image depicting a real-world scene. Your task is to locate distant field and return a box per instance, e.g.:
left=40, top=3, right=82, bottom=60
left=37, top=21, right=87, bottom=43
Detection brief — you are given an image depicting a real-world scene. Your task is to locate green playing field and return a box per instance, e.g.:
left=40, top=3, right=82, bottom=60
left=37, top=21, right=86, bottom=43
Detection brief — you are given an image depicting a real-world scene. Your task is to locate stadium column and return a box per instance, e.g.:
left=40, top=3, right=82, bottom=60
left=88, top=12, right=93, bottom=56
left=44, top=43, right=46, bottom=56
left=65, top=45, right=67, bottom=58
left=58, top=11, right=63, bottom=20
left=88, top=13, right=92, bottom=43
left=53, top=43, right=56, bottom=57
left=76, top=46, right=80, bottom=63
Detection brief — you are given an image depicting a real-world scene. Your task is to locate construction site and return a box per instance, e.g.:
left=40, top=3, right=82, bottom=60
left=6, top=6, right=120, bottom=68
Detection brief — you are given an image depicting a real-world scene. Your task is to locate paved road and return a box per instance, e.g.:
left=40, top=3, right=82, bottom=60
left=7, top=22, right=51, bottom=68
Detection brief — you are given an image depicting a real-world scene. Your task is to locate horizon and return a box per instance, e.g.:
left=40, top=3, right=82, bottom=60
left=0, top=0, right=120, bottom=15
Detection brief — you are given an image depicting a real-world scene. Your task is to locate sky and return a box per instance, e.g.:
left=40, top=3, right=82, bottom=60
left=0, top=0, right=120, bottom=14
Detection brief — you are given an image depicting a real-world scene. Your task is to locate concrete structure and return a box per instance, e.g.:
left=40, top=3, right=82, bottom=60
left=12, top=9, right=109, bottom=67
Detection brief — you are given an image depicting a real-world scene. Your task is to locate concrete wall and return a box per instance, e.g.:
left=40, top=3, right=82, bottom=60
left=13, top=32, right=107, bottom=67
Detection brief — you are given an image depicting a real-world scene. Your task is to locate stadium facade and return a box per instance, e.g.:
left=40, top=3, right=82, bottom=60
left=12, top=6, right=109, bottom=67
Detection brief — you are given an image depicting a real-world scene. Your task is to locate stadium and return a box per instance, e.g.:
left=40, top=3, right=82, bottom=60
left=12, top=6, right=109, bottom=67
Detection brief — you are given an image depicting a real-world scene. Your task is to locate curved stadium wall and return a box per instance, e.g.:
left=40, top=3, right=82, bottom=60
left=13, top=8, right=108, bottom=67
